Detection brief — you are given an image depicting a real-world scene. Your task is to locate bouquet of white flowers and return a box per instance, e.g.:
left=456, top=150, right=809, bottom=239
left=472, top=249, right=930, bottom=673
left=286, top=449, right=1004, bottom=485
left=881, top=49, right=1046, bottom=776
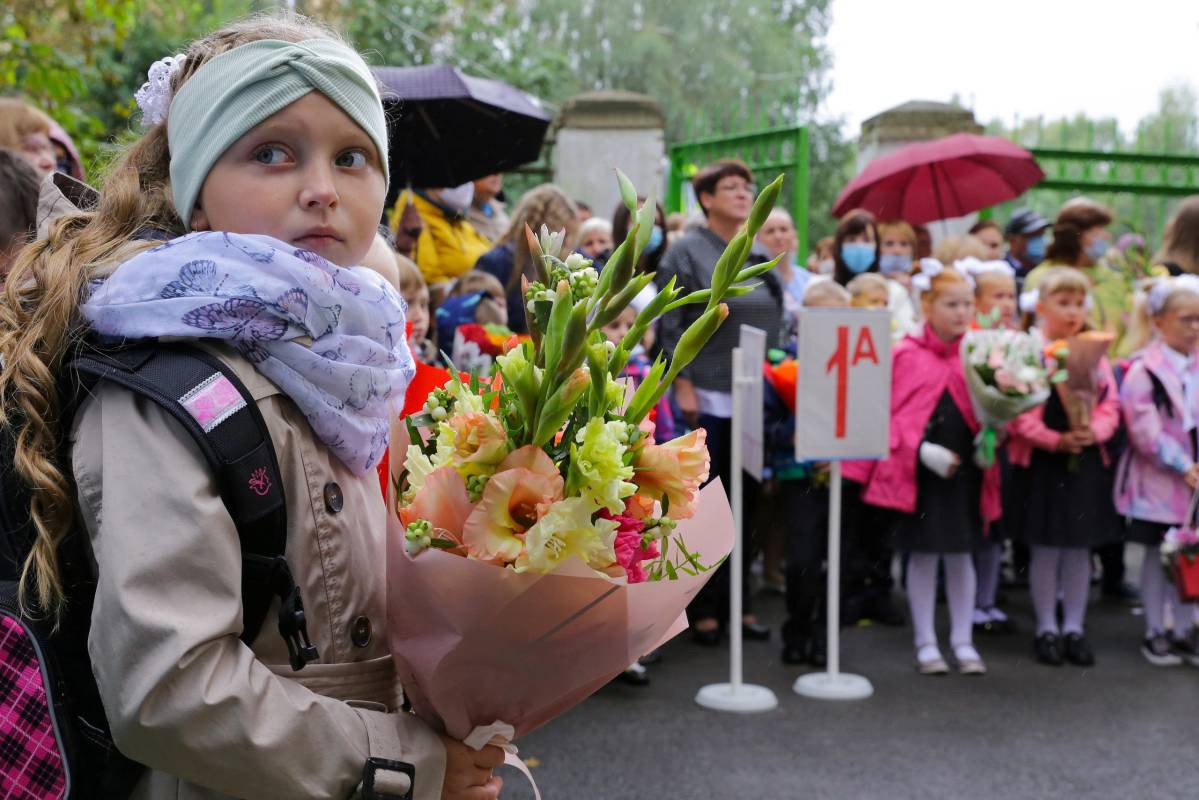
left=961, top=328, right=1055, bottom=466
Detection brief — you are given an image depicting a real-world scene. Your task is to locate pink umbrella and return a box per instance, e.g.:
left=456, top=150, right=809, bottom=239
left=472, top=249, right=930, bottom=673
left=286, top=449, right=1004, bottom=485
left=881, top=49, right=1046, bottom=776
left=832, top=133, right=1044, bottom=224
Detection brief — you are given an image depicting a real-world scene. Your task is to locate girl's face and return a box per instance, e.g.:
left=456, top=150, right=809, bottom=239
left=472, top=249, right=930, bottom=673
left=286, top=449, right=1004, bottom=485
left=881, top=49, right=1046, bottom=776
left=924, top=283, right=975, bottom=341
left=602, top=307, right=637, bottom=346
left=852, top=287, right=889, bottom=310
left=580, top=229, right=612, bottom=259
left=879, top=233, right=913, bottom=256
left=976, top=277, right=1018, bottom=328
left=974, top=227, right=1004, bottom=260
left=1037, top=289, right=1087, bottom=339
left=404, top=285, right=431, bottom=344
left=758, top=215, right=798, bottom=259
left=1156, top=293, right=1199, bottom=354
left=192, top=92, right=386, bottom=268
left=21, top=131, right=56, bottom=177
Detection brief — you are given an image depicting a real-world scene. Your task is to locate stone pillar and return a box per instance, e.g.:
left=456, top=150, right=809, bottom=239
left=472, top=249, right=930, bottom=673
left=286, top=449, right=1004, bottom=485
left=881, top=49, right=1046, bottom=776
left=856, top=101, right=985, bottom=239
left=553, top=91, right=665, bottom=221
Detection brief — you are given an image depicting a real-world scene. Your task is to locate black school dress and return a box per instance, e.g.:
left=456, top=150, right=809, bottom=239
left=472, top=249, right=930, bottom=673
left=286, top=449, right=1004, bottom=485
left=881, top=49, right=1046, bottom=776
left=1019, top=389, right=1122, bottom=549
left=894, top=390, right=983, bottom=554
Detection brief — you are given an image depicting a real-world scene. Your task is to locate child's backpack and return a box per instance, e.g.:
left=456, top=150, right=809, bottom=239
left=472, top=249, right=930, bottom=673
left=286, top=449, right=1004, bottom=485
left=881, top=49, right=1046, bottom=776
left=0, top=341, right=320, bottom=798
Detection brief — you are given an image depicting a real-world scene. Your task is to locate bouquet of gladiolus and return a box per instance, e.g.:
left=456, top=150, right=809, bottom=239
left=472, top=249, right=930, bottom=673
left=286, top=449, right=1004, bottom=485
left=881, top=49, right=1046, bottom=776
left=1163, top=511, right=1199, bottom=602
left=386, top=172, right=785, bottom=759
left=960, top=328, right=1055, bottom=466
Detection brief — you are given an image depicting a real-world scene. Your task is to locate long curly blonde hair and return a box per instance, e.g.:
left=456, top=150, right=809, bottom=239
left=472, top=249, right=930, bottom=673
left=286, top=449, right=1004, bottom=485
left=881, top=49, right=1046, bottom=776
left=0, top=13, right=347, bottom=618
left=497, top=185, right=579, bottom=292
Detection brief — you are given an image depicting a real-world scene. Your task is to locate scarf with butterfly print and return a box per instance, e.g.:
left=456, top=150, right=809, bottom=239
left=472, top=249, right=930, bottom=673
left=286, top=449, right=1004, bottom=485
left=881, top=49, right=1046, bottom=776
left=80, top=231, right=415, bottom=474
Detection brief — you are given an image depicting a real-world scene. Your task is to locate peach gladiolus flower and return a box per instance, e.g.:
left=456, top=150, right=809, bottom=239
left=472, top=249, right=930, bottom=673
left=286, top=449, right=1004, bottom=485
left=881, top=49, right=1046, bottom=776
left=632, top=428, right=710, bottom=520
left=399, top=467, right=473, bottom=551
left=439, top=411, right=509, bottom=478
left=463, top=446, right=564, bottom=563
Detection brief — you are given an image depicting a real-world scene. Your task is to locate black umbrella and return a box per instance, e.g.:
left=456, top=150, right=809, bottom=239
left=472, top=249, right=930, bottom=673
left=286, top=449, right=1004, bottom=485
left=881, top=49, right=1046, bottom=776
left=372, top=64, right=552, bottom=200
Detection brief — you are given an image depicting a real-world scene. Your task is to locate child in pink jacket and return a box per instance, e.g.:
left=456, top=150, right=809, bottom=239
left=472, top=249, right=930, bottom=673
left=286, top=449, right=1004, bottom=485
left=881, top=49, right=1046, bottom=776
left=853, top=266, right=1000, bottom=675
left=1115, top=276, right=1199, bottom=667
left=1008, top=267, right=1121, bottom=669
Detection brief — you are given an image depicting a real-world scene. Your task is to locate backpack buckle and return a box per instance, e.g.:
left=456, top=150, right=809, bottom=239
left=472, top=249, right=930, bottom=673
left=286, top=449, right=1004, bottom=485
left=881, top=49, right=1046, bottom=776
left=361, top=757, right=415, bottom=799
left=267, top=556, right=319, bottom=671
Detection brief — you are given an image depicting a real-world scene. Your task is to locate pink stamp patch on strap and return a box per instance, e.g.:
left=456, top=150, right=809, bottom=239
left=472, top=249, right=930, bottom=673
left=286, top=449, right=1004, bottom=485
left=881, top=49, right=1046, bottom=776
left=0, top=615, right=66, bottom=798
left=180, top=373, right=246, bottom=433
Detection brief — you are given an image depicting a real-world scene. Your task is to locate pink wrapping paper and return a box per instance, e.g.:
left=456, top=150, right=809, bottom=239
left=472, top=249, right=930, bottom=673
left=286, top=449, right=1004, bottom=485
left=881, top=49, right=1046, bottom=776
left=385, top=479, right=733, bottom=742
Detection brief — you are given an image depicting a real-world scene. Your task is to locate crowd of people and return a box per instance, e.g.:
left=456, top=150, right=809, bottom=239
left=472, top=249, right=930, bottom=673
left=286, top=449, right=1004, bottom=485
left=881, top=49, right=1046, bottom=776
left=1, top=16, right=1198, bottom=794
left=6, top=86, right=1199, bottom=687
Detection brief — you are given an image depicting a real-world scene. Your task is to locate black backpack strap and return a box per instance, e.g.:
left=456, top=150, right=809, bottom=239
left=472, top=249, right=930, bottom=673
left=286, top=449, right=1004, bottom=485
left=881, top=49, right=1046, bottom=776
left=69, top=342, right=318, bottom=671
left=1146, top=369, right=1176, bottom=419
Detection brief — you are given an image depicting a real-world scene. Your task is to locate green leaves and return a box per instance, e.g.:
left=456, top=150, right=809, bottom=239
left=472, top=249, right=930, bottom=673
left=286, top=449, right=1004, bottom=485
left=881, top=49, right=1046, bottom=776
left=616, top=169, right=638, bottom=213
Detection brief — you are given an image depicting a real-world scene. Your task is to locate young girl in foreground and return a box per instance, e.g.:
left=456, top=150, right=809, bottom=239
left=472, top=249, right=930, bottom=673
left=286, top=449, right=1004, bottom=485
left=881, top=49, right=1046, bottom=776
left=0, top=15, right=501, bottom=799
left=852, top=267, right=999, bottom=674
left=1115, top=276, right=1199, bottom=666
left=1009, top=267, right=1121, bottom=668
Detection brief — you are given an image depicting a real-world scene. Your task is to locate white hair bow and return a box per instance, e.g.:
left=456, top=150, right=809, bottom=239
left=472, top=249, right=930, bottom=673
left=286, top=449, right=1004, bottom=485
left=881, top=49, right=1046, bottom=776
left=1147, top=274, right=1199, bottom=316
left=134, top=53, right=188, bottom=128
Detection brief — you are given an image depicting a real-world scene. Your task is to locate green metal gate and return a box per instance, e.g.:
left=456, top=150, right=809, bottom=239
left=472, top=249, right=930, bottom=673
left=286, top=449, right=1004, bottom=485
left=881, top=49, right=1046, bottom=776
left=667, top=117, right=809, bottom=259
left=994, top=121, right=1199, bottom=245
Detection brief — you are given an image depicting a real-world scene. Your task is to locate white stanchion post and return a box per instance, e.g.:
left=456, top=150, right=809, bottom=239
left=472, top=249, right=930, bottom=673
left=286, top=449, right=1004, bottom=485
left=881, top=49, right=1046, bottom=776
left=696, top=347, right=778, bottom=713
left=794, top=460, right=874, bottom=700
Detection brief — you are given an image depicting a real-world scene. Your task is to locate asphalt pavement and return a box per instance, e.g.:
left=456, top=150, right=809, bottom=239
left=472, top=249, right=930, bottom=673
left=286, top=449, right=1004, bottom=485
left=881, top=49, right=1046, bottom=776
left=504, top=574, right=1196, bottom=800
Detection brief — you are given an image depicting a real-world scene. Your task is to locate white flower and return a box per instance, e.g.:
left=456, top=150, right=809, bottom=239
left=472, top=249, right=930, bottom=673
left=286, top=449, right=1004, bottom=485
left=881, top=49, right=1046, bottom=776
left=564, top=252, right=592, bottom=271
left=134, top=53, right=187, bottom=128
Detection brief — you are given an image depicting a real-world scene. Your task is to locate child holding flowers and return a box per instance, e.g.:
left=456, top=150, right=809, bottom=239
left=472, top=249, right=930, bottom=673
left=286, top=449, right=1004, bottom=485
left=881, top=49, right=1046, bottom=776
left=962, top=258, right=1021, bottom=633
left=849, top=267, right=999, bottom=675
left=0, top=15, right=498, bottom=798
left=1115, top=275, right=1199, bottom=666
left=1008, top=267, right=1122, bottom=667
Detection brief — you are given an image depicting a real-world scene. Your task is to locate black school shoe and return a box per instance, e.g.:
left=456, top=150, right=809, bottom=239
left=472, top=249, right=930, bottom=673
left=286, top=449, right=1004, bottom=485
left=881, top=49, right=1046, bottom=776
left=808, top=637, right=828, bottom=668
left=1170, top=629, right=1199, bottom=667
left=1033, top=633, right=1064, bottom=666
left=1063, top=633, right=1096, bottom=666
left=782, top=641, right=808, bottom=665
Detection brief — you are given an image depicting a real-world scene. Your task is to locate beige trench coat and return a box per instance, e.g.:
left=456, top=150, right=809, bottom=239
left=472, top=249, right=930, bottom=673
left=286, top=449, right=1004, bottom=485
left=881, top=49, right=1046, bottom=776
left=69, top=342, right=446, bottom=799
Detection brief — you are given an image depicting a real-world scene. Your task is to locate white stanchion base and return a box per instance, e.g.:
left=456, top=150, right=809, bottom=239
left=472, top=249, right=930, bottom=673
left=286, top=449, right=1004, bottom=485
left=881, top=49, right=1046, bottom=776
left=695, top=682, right=779, bottom=713
left=793, top=671, right=874, bottom=701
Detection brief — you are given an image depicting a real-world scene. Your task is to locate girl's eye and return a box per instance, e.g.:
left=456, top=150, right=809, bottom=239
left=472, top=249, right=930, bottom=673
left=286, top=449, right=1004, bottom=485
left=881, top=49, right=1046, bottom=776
left=254, top=145, right=290, bottom=165
left=336, top=150, right=367, bottom=168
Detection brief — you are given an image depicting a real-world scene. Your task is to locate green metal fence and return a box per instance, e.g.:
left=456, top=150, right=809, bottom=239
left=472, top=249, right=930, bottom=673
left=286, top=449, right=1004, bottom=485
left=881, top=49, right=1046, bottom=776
left=993, top=120, right=1199, bottom=247
left=666, top=114, right=809, bottom=259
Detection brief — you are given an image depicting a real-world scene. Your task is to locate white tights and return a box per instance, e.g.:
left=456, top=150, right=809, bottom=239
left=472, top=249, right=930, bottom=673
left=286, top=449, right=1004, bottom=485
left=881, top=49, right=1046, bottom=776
left=906, top=552, right=976, bottom=649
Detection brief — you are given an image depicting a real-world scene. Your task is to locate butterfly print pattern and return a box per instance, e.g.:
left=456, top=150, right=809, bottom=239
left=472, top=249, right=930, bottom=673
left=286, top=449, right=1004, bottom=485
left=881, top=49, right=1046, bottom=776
left=79, top=232, right=416, bottom=475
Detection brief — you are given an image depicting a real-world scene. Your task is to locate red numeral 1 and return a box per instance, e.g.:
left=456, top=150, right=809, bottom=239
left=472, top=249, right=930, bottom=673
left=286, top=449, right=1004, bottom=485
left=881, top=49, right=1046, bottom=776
left=826, top=325, right=849, bottom=439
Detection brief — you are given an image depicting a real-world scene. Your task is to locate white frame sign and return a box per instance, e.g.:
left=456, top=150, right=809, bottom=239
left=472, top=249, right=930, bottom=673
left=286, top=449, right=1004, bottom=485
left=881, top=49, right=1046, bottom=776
left=795, top=308, right=892, bottom=461
left=737, top=324, right=766, bottom=481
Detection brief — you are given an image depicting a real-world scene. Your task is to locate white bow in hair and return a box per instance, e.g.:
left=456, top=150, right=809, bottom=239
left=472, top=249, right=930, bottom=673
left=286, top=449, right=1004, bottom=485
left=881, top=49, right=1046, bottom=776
left=1148, top=274, right=1199, bottom=316
left=134, top=53, right=188, bottom=128
left=955, top=256, right=1014, bottom=280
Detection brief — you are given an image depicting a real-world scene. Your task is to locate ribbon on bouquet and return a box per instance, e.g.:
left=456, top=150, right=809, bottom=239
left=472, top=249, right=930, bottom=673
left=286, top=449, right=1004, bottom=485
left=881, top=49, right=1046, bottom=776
left=463, top=721, right=542, bottom=800
left=974, top=425, right=999, bottom=469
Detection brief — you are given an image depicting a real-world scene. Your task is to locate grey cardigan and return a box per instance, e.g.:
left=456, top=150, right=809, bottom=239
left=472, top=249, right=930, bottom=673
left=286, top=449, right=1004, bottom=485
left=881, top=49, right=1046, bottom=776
left=656, top=227, right=783, bottom=393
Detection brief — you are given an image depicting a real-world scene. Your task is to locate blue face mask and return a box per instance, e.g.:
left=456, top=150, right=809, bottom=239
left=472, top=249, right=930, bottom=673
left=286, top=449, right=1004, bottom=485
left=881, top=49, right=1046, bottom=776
left=1024, top=234, right=1046, bottom=263
left=840, top=242, right=876, bottom=274
left=878, top=253, right=912, bottom=275
left=1086, top=238, right=1110, bottom=262
left=645, top=225, right=664, bottom=256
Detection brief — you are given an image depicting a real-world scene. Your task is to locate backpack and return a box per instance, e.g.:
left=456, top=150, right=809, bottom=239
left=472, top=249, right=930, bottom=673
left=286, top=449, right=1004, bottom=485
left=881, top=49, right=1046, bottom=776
left=0, top=341, right=320, bottom=798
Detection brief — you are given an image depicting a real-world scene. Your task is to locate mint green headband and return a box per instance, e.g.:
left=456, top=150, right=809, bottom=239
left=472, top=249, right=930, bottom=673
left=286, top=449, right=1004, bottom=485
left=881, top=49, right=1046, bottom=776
left=167, top=38, right=389, bottom=228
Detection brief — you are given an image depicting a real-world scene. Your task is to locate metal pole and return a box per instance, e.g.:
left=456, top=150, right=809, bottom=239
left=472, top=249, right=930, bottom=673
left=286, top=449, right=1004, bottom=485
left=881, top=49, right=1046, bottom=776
left=827, top=461, right=842, bottom=678
left=730, top=347, right=744, bottom=692
left=795, top=126, right=810, bottom=265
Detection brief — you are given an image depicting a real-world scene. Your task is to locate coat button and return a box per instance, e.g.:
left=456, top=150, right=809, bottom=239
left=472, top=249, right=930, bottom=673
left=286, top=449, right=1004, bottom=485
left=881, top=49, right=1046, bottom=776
left=323, top=482, right=343, bottom=514
left=350, top=616, right=372, bottom=648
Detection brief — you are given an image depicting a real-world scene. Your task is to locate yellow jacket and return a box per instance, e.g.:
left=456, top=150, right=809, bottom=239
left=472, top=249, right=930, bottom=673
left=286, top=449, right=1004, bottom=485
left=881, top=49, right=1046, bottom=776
left=396, top=190, right=491, bottom=286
